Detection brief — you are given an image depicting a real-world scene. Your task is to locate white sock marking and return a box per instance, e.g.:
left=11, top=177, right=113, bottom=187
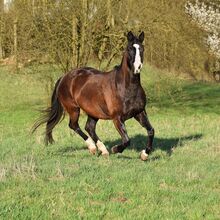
left=85, top=137, right=96, bottom=151
left=141, top=150, right=148, bottom=156
left=133, top=44, right=142, bottom=74
left=97, top=140, right=109, bottom=155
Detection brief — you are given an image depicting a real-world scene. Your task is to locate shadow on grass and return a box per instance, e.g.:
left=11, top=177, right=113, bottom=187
left=56, top=146, right=88, bottom=155
left=150, top=82, right=220, bottom=114
left=56, top=134, right=202, bottom=159
left=106, top=134, right=202, bottom=155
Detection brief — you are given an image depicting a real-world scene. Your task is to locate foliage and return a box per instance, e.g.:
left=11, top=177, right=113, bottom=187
left=185, top=0, right=220, bottom=60
left=0, top=0, right=219, bottom=79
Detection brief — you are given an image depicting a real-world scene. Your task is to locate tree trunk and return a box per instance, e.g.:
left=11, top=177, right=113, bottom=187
left=150, top=44, right=153, bottom=63
left=79, top=0, right=87, bottom=66
left=14, top=19, right=18, bottom=72
left=42, top=0, right=47, bottom=14
left=32, top=0, right=35, bottom=16
left=98, top=0, right=114, bottom=68
left=0, top=0, right=4, bottom=60
left=124, top=0, right=132, bottom=24
left=72, top=14, right=78, bottom=68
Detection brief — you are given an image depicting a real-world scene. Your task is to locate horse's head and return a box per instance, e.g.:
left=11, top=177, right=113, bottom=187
left=126, top=31, right=144, bottom=74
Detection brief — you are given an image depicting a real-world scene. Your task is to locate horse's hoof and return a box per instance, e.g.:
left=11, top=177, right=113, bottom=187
left=140, top=150, right=148, bottom=161
left=111, top=146, right=118, bottom=154
left=102, top=151, right=109, bottom=157
left=89, top=147, right=97, bottom=155
left=97, top=150, right=109, bottom=157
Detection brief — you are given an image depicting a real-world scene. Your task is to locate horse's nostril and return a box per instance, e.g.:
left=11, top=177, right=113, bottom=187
left=138, top=65, right=142, bottom=69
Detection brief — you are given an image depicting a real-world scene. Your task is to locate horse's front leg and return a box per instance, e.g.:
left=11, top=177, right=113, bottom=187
left=134, top=111, right=155, bottom=160
left=111, top=118, right=130, bottom=154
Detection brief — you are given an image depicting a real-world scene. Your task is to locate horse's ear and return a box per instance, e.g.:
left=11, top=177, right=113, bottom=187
left=127, top=31, right=134, bottom=42
left=139, top=31, right=144, bottom=43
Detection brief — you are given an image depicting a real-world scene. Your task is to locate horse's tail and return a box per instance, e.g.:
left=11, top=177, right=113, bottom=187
left=31, top=77, right=64, bottom=145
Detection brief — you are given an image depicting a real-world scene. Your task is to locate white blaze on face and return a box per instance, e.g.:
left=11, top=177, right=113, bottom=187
left=133, top=44, right=142, bottom=74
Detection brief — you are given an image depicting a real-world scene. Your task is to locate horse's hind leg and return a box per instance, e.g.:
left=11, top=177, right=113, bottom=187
left=85, top=116, right=109, bottom=156
left=111, top=118, right=130, bottom=154
left=68, top=108, right=96, bottom=155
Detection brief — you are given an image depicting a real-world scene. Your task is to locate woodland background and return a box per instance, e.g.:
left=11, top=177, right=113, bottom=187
left=0, top=0, right=220, bottom=80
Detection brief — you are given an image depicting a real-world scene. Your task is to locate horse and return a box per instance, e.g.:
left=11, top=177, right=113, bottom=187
left=32, top=31, right=155, bottom=161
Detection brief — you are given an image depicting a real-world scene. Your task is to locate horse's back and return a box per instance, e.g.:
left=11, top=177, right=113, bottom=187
left=59, top=67, right=107, bottom=91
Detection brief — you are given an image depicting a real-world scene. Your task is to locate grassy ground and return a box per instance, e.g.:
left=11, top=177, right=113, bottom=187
left=0, top=65, right=219, bottom=220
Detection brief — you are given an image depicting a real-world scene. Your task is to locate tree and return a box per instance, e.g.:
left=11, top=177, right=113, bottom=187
left=0, top=0, right=4, bottom=59
left=185, top=0, right=220, bottom=58
left=1, top=0, right=214, bottom=80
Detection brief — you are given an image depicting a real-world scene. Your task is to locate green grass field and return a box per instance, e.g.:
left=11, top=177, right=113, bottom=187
left=0, top=65, right=220, bottom=220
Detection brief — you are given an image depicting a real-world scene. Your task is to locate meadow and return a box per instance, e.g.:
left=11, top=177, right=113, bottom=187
left=0, top=65, right=219, bottom=220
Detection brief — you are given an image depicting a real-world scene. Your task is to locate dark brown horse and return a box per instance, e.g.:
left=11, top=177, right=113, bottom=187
left=32, top=31, right=154, bottom=160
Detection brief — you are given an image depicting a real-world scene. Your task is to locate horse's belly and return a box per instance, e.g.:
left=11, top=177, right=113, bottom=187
left=77, top=94, right=112, bottom=119
left=81, top=104, right=111, bottom=119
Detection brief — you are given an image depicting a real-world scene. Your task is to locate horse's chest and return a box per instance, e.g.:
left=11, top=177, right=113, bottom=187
left=122, top=87, right=146, bottom=119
